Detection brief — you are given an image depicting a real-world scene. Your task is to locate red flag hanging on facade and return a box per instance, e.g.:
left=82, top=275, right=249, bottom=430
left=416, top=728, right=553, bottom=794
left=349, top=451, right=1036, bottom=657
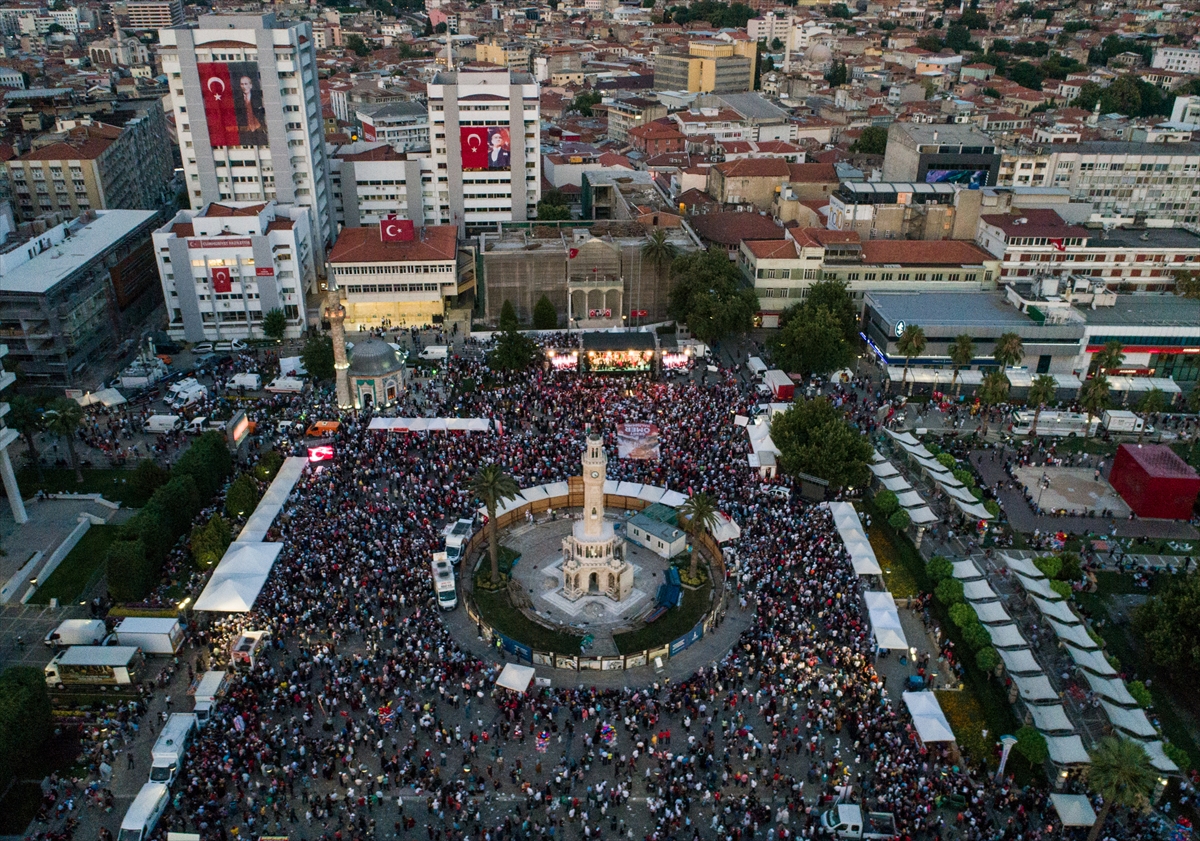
left=1049, top=238, right=1065, bottom=252
left=568, top=248, right=579, bottom=259
left=211, top=266, right=232, bottom=293
left=460, top=126, right=488, bottom=171
left=197, top=63, right=238, bottom=147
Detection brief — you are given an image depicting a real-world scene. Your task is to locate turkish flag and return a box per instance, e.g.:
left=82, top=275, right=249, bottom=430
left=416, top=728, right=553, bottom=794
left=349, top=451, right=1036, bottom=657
left=381, top=217, right=415, bottom=242
left=197, top=63, right=238, bottom=147
left=568, top=248, right=579, bottom=259
left=1049, top=238, right=1065, bottom=252
left=211, top=266, right=232, bottom=293
left=460, top=127, right=488, bottom=170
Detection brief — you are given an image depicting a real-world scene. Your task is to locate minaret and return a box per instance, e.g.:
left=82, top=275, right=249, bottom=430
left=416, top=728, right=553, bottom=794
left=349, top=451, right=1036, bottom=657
left=325, top=287, right=353, bottom=410
left=581, top=433, right=606, bottom=539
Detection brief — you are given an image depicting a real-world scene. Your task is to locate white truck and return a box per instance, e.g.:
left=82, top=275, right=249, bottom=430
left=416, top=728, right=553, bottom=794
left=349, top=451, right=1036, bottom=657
left=142, top=415, right=183, bottom=434
left=820, top=805, right=897, bottom=840
left=185, top=416, right=228, bottom=435
left=190, top=669, right=230, bottom=726
left=149, top=713, right=196, bottom=786
left=119, top=783, right=169, bottom=841
left=1009, top=410, right=1100, bottom=438
left=45, top=646, right=145, bottom=688
left=1102, top=409, right=1149, bottom=435
left=443, top=518, right=474, bottom=565
left=418, top=345, right=450, bottom=361
left=43, top=619, right=108, bottom=648
left=746, top=357, right=769, bottom=378
left=166, top=377, right=200, bottom=399
left=229, top=372, right=262, bottom=390
left=112, top=617, right=184, bottom=655
left=266, top=376, right=306, bottom=394
left=170, top=383, right=208, bottom=410
left=431, top=552, right=457, bottom=610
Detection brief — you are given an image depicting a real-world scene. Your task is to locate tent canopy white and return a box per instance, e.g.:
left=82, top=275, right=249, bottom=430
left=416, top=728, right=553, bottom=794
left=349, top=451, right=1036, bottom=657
left=1146, top=377, right=1182, bottom=395
left=951, top=497, right=994, bottom=520
left=1046, top=735, right=1091, bottom=765
left=1006, top=370, right=1033, bottom=389
left=239, top=457, right=308, bottom=543
left=951, top=561, right=984, bottom=581
left=215, top=542, right=283, bottom=576
left=520, top=485, right=550, bottom=503
left=660, top=490, right=688, bottom=507
left=1032, top=596, right=1078, bottom=625
left=1016, top=573, right=1061, bottom=602
left=898, top=441, right=935, bottom=460
left=865, top=591, right=907, bottom=649
left=997, top=647, right=1042, bottom=675
left=615, top=481, right=644, bottom=498
left=907, top=507, right=939, bottom=525
left=1028, top=704, right=1075, bottom=734
left=638, top=486, right=666, bottom=504
left=1052, top=373, right=1083, bottom=390
left=895, top=490, right=926, bottom=508
left=870, top=462, right=900, bottom=478
left=962, top=580, right=1000, bottom=601
left=495, top=663, right=536, bottom=693
left=880, top=475, right=913, bottom=492
left=1141, top=740, right=1180, bottom=773
left=75, top=387, right=127, bottom=407
left=1065, top=644, right=1116, bottom=676
left=989, top=624, right=1028, bottom=649
left=194, top=573, right=268, bottom=613
left=972, top=601, right=1012, bottom=624
left=1050, top=794, right=1097, bottom=827
left=1001, top=553, right=1045, bottom=579
left=1100, top=701, right=1156, bottom=738
left=940, top=483, right=980, bottom=505
left=1049, top=619, right=1099, bottom=650
left=885, top=430, right=921, bottom=446
left=902, top=691, right=955, bottom=743
left=712, top=512, right=741, bottom=544
left=1083, top=672, right=1138, bottom=706
left=543, top=481, right=570, bottom=499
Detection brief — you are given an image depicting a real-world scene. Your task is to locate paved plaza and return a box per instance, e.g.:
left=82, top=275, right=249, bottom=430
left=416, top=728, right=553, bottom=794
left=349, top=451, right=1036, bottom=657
left=1012, top=466, right=1132, bottom=518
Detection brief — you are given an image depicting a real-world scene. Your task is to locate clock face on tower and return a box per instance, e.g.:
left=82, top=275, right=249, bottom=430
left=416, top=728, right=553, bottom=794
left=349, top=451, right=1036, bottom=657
left=591, top=471, right=599, bottom=478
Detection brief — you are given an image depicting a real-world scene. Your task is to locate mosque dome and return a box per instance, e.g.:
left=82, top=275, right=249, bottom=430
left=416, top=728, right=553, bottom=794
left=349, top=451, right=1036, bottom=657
left=347, top=337, right=406, bottom=377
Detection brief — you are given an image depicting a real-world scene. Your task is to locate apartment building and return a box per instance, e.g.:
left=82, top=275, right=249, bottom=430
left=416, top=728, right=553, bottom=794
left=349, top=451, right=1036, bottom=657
left=357, top=101, right=430, bottom=153
left=125, top=0, right=185, bottom=30
left=328, top=143, right=433, bottom=229
left=654, top=41, right=757, bottom=94
left=1152, top=47, right=1200, bottom=75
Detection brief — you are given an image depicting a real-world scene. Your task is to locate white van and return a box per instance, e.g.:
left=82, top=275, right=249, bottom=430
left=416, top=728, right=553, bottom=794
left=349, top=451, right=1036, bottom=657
left=191, top=669, right=230, bottom=727
left=118, top=783, right=170, bottom=841
left=150, top=713, right=196, bottom=785
left=143, top=415, right=183, bottom=435
left=418, top=345, right=449, bottom=361
left=44, top=619, right=108, bottom=648
left=746, top=357, right=769, bottom=378
left=112, top=617, right=184, bottom=655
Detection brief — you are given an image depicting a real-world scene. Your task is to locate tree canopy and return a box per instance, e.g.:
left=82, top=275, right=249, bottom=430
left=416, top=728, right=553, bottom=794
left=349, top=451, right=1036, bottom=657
left=667, top=248, right=759, bottom=344
left=301, top=334, right=335, bottom=381
left=771, top=306, right=854, bottom=379
left=769, top=398, right=872, bottom=490
left=850, top=126, right=888, bottom=155
left=1134, top=571, right=1200, bottom=680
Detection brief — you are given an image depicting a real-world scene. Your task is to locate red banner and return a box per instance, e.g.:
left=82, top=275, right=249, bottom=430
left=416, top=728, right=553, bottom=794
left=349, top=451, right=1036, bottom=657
left=255, top=267, right=275, bottom=276
left=362, top=121, right=376, bottom=142
left=381, top=217, right=415, bottom=242
left=211, top=266, right=232, bottom=293
left=198, top=61, right=268, bottom=148
left=461, top=126, right=488, bottom=171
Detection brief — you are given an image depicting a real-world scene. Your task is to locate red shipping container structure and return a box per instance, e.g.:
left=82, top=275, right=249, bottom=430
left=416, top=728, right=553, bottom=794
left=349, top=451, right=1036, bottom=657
left=1109, top=444, right=1200, bottom=521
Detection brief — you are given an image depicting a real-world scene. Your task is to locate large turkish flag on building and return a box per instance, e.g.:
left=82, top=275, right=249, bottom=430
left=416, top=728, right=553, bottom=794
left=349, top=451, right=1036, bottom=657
left=381, top=216, right=415, bottom=242
left=197, top=63, right=239, bottom=147
left=211, top=266, right=232, bottom=293
left=460, top=126, right=488, bottom=171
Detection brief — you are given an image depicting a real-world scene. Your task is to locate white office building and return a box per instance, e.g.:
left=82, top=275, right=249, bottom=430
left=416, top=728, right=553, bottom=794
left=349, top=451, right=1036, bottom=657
left=153, top=201, right=316, bottom=342
left=159, top=14, right=334, bottom=262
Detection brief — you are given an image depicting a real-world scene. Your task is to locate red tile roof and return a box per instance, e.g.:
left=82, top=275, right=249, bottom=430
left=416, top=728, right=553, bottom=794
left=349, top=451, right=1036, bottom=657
left=787, top=163, right=839, bottom=183
left=713, top=157, right=790, bottom=178
left=204, top=203, right=267, bottom=218
left=328, top=225, right=458, bottom=264
left=859, top=240, right=995, bottom=266
left=978, top=209, right=1088, bottom=240
left=742, top=239, right=798, bottom=259
left=688, top=212, right=784, bottom=246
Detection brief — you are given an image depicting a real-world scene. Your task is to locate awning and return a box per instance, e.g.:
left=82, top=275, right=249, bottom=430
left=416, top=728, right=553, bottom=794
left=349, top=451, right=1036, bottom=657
left=907, top=507, right=939, bottom=525
left=1100, top=701, right=1156, bottom=738
left=712, top=512, right=741, bottom=544
left=1028, top=704, right=1075, bottom=734
left=660, top=490, right=688, bottom=507
left=903, top=691, right=955, bottom=743
left=1011, top=674, right=1059, bottom=702
left=1052, top=373, right=1083, bottom=391
left=962, top=579, right=999, bottom=601
left=520, top=485, right=550, bottom=503
left=895, top=490, right=926, bottom=508
left=1046, top=735, right=1091, bottom=765
left=495, top=663, right=536, bottom=693
left=1083, top=672, right=1138, bottom=706
left=367, top=417, right=495, bottom=432
left=1065, top=643, right=1116, bottom=676
left=1016, top=572, right=1062, bottom=602
left=989, top=624, right=1028, bottom=649
left=997, top=647, right=1042, bottom=675
left=638, top=486, right=666, bottom=504
left=1145, top=377, right=1182, bottom=395
left=239, top=456, right=308, bottom=543
left=940, top=483, right=981, bottom=505
left=1141, top=740, right=1180, bottom=773
left=880, top=475, right=913, bottom=492
left=972, top=601, right=1012, bottom=624
left=75, top=387, right=127, bottom=407
left=614, top=481, right=644, bottom=498
left=543, top=481, right=570, bottom=499
left=1006, top=370, right=1033, bottom=389
left=898, top=441, right=934, bottom=460
left=1032, top=596, right=1078, bottom=625
left=884, top=429, right=921, bottom=446
left=214, top=542, right=283, bottom=576
left=951, top=560, right=984, bottom=581
left=1050, top=794, right=1097, bottom=826
left=865, top=590, right=908, bottom=650
left=1001, top=553, right=1045, bottom=579
left=951, top=496, right=994, bottom=520
left=194, top=573, right=268, bottom=613
left=870, top=462, right=900, bottom=478
left=1049, top=619, right=1099, bottom=650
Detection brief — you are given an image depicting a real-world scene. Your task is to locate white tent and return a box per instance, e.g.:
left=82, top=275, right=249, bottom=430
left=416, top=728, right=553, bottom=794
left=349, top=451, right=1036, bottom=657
left=660, top=490, right=688, bottom=507
left=1050, top=794, right=1097, bottom=827
left=1083, top=672, right=1138, bottom=706
left=1015, top=573, right=1062, bottom=602
left=1065, top=644, right=1116, bottom=676
left=962, top=579, right=1000, bottom=601
left=1141, top=740, right=1180, bottom=773
left=712, top=512, right=741, bottom=544
left=871, top=449, right=887, bottom=463
left=907, top=507, right=939, bottom=525
left=638, top=485, right=666, bottom=504
left=1053, top=373, right=1083, bottom=392
left=884, top=429, right=921, bottom=446
left=1001, top=553, right=1046, bottom=579
left=972, top=601, right=1012, bottom=624
left=1006, top=370, right=1033, bottom=389
left=1146, top=377, right=1182, bottom=395
left=1048, top=619, right=1099, bottom=650
left=1100, top=701, right=1156, bottom=738
left=902, top=691, right=955, bottom=743
left=879, top=475, right=913, bottom=492
left=951, top=560, right=984, bottom=581
left=215, top=542, right=283, bottom=576
left=1011, top=674, right=1059, bottom=702
left=845, top=540, right=883, bottom=576
left=1046, top=735, right=1091, bottom=765
left=520, top=485, right=550, bottom=503
left=898, top=441, right=934, bottom=460
left=865, top=591, right=908, bottom=649
left=75, top=387, right=127, bottom=407
left=951, top=497, right=994, bottom=520
left=279, top=356, right=306, bottom=376
left=615, top=481, right=644, bottom=498
left=239, top=456, right=308, bottom=543
left=746, top=421, right=781, bottom=456
left=1028, top=704, right=1075, bottom=734
left=870, top=462, right=900, bottom=478
left=543, top=481, right=570, bottom=499
left=1032, top=596, right=1078, bottom=625
left=495, top=663, right=536, bottom=693
left=997, top=647, right=1042, bottom=675
left=895, top=490, right=926, bottom=508
left=940, top=483, right=981, bottom=505
left=194, top=573, right=268, bottom=613
left=988, top=624, right=1028, bottom=649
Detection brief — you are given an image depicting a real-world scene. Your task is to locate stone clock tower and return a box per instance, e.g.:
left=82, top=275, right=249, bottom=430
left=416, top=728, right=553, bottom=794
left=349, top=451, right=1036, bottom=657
left=561, top=433, right=634, bottom=602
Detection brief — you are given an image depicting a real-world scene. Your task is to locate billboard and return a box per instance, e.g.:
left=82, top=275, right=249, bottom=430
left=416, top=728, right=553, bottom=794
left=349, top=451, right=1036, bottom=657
left=924, top=169, right=988, bottom=188
left=616, top=423, right=660, bottom=460
left=461, top=126, right=511, bottom=171
left=198, top=62, right=269, bottom=147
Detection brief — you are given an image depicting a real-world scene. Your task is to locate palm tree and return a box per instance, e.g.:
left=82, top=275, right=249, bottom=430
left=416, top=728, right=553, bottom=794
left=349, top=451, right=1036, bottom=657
left=948, top=334, right=974, bottom=398
left=6, top=395, right=45, bottom=480
left=640, top=229, right=678, bottom=325
left=1136, top=387, right=1166, bottom=444
left=896, top=324, right=926, bottom=394
left=977, top=371, right=1010, bottom=437
left=1086, top=737, right=1156, bottom=841
left=992, top=332, right=1024, bottom=370
left=1080, top=374, right=1111, bottom=439
left=1026, top=374, right=1057, bottom=438
left=469, top=463, right=521, bottom=585
left=1093, top=340, right=1125, bottom=376
left=677, top=492, right=719, bottom=581
left=44, top=397, right=84, bottom=484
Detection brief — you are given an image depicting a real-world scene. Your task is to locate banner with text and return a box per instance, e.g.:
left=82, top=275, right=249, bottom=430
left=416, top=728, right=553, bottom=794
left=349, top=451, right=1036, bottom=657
left=616, top=423, right=660, bottom=460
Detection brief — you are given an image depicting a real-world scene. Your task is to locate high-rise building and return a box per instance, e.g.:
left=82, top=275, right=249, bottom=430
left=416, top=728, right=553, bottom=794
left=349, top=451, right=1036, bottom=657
left=125, top=0, right=185, bottom=30
left=0, top=343, right=25, bottom=525
left=426, top=68, right=540, bottom=232
left=654, top=41, right=757, bottom=94
left=159, top=14, right=334, bottom=261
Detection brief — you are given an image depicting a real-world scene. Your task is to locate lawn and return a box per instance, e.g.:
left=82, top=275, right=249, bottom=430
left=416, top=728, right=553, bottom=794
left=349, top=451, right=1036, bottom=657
left=1172, top=440, right=1200, bottom=470
left=17, top=466, right=152, bottom=507
left=29, top=525, right=117, bottom=605
left=614, top=579, right=712, bottom=655
left=1052, top=438, right=1119, bottom=457
left=1111, top=536, right=1198, bottom=557
left=473, top=588, right=584, bottom=655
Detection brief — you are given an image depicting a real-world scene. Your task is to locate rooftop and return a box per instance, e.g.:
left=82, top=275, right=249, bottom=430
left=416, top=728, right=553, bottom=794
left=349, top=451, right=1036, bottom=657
left=328, top=225, right=458, bottom=264
left=689, top=212, right=784, bottom=246
left=890, top=122, right=994, bottom=147
left=980, top=209, right=1089, bottom=240
left=865, top=291, right=1042, bottom=329
left=1116, top=444, right=1199, bottom=480
left=860, top=240, right=995, bottom=266
left=581, top=331, right=656, bottom=351
left=1076, top=295, right=1200, bottom=328
left=1099, top=226, right=1200, bottom=250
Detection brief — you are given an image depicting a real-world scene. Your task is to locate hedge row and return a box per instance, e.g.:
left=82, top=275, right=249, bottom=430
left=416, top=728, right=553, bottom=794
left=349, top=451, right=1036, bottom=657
left=0, top=667, right=52, bottom=789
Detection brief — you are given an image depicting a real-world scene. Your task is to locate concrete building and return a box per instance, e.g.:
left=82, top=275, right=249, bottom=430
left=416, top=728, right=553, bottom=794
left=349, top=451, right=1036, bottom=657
left=475, top=40, right=531, bottom=72
left=0, top=211, right=161, bottom=387
left=329, top=143, right=432, bottom=229
left=153, top=202, right=315, bottom=342
left=0, top=343, right=25, bottom=525
left=124, top=0, right=185, bottom=30
left=356, top=101, right=429, bottom=153
left=160, top=14, right=335, bottom=262
left=828, top=182, right=979, bottom=241
left=0, top=68, right=26, bottom=91
left=6, top=106, right=173, bottom=222
left=604, top=95, right=667, bottom=143
left=654, top=41, right=757, bottom=94
left=426, top=68, right=540, bottom=233
left=881, top=123, right=1001, bottom=187
left=325, top=224, right=474, bottom=329
left=1152, top=47, right=1200, bottom=75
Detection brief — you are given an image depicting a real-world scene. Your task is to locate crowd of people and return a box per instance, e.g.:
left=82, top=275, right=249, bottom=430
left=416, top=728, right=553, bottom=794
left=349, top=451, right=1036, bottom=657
left=33, top=337, right=1167, bottom=841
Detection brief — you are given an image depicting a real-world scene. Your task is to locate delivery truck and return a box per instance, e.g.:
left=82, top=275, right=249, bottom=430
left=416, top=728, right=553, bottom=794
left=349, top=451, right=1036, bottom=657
left=112, top=617, right=184, bottom=655
left=45, top=645, right=145, bottom=688
left=1102, top=410, right=1148, bottom=435
left=431, top=553, right=457, bottom=610
left=43, top=619, right=108, bottom=649
left=418, top=345, right=449, bottom=361
left=443, top=518, right=474, bottom=565
left=119, top=783, right=170, bottom=841
left=149, top=713, right=196, bottom=786
left=190, top=669, right=230, bottom=726
left=229, top=372, right=262, bottom=390
left=266, top=376, right=305, bottom=394
left=142, top=415, right=183, bottom=434
left=762, top=369, right=795, bottom=401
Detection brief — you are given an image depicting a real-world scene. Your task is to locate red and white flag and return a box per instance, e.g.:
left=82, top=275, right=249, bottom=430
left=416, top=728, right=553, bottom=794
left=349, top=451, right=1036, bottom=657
left=1049, top=238, right=1065, bottom=252
left=211, top=266, right=232, bottom=293
left=381, top=216, right=415, bottom=242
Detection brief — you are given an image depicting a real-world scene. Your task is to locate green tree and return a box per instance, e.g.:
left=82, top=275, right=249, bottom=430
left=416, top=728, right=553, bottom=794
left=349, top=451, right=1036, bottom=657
left=935, top=577, right=965, bottom=605
left=771, top=306, right=853, bottom=378
left=825, top=59, right=848, bottom=87
left=897, top=324, right=927, bottom=393
left=1093, top=340, right=1125, bottom=375
left=982, top=86, right=1002, bottom=99
left=828, top=3, right=852, bottom=18
left=105, top=538, right=152, bottom=603
left=874, top=489, right=899, bottom=516
left=301, top=334, right=335, bottom=381
left=1015, top=726, right=1049, bottom=767
left=678, top=491, right=719, bottom=581
left=993, top=331, right=1024, bottom=369
left=1026, top=374, right=1057, bottom=437
left=977, top=371, right=1010, bottom=436
left=641, top=229, right=679, bottom=294
left=44, top=397, right=84, bottom=484
left=948, top=334, right=975, bottom=397
left=345, top=34, right=371, bottom=57
left=536, top=200, right=571, bottom=221
left=667, top=248, right=759, bottom=344
left=768, top=398, right=872, bottom=490
left=1008, top=61, right=1044, bottom=90
left=499, top=299, right=520, bottom=332
left=927, top=555, right=954, bottom=582
left=1085, top=738, right=1156, bottom=841
left=1136, top=388, right=1166, bottom=443
left=254, top=450, right=284, bottom=482
left=803, top=279, right=858, bottom=342
left=130, top=458, right=170, bottom=502
left=1189, top=387, right=1200, bottom=414
left=6, top=395, right=44, bottom=478
left=976, top=646, right=1001, bottom=672
left=190, top=514, right=231, bottom=568
left=1133, top=571, right=1200, bottom=679
left=888, top=508, right=911, bottom=531
left=489, top=329, right=537, bottom=372
left=945, top=23, right=972, bottom=52
left=770, top=37, right=783, bottom=51
left=532, top=295, right=559, bottom=330
left=470, top=464, right=520, bottom=584
left=949, top=603, right=979, bottom=627
left=961, top=621, right=991, bottom=649
left=225, top=473, right=260, bottom=518
left=1080, top=374, right=1111, bottom=438
left=849, top=125, right=889, bottom=155
left=572, top=90, right=602, bottom=117
left=0, top=666, right=53, bottom=787
left=262, top=307, right=287, bottom=341
left=1172, top=268, right=1200, bottom=299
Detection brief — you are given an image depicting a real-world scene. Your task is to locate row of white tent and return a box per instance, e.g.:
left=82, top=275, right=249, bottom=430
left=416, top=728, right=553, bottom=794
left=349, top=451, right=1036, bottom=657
left=867, top=451, right=938, bottom=526
left=884, top=431, right=994, bottom=522
left=884, top=368, right=1182, bottom=399
left=1000, top=552, right=1178, bottom=773
left=193, top=456, right=308, bottom=613
left=367, top=417, right=495, bottom=433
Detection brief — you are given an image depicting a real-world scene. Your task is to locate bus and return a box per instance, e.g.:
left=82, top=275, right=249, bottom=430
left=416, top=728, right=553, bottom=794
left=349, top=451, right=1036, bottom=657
left=1010, top=410, right=1100, bottom=438
left=431, top=552, right=457, bottom=610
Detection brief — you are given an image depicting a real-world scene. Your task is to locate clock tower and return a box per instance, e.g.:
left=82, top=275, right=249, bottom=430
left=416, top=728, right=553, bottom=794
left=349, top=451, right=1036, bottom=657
left=581, top=433, right=606, bottom=539
left=560, top=433, right=633, bottom=602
